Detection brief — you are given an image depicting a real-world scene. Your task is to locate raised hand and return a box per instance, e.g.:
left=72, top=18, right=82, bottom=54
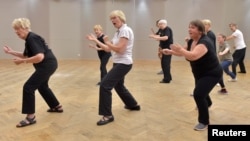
left=88, top=43, right=95, bottom=48
left=3, top=46, right=13, bottom=54
left=170, top=43, right=183, bottom=53
left=86, top=34, right=97, bottom=41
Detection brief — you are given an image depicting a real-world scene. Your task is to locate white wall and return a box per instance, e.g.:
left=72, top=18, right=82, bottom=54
left=0, top=0, right=249, bottom=60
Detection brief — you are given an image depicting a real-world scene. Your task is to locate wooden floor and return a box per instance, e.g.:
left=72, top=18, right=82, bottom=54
left=0, top=59, right=250, bottom=141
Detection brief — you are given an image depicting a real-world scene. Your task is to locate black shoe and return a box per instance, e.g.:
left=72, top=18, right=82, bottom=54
left=97, top=116, right=114, bottom=126
left=238, top=71, right=246, bottom=74
left=124, top=105, right=141, bottom=111
left=159, top=80, right=170, bottom=83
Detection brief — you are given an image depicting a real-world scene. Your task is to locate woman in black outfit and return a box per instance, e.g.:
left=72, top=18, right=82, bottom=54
left=162, top=20, right=222, bottom=131
left=3, top=18, right=63, bottom=128
left=89, top=25, right=111, bottom=85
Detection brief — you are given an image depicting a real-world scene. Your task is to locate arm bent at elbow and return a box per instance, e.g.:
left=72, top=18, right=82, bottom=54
left=27, top=53, right=44, bottom=64
left=106, top=37, right=127, bottom=54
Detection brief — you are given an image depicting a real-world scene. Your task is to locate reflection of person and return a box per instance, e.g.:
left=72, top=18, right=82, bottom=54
left=226, top=23, right=247, bottom=74
left=86, top=10, right=140, bottom=126
left=149, top=19, right=173, bottom=83
left=3, top=18, right=63, bottom=128
left=162, top=20, right=222, bottom=131
left=88, top=25, right=111, bottom=85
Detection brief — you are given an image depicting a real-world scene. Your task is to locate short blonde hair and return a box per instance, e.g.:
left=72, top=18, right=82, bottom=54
left=12, top=18, right=31, bottom=31
left=109, top=10, right=126, bottom=23
left=93, top=25, right=103, bottom=31
left=202, top=19, right=211, bottom=26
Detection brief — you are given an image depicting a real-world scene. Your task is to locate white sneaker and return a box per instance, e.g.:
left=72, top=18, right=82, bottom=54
left=216, top=83, right=220, bottom=86
left=228, top=78, right=237, bottom=82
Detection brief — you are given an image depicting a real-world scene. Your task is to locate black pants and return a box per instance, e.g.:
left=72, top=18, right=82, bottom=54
left=98, top=53, right=111, bottom=81
left=218, top=77, right=225, bottom=88
left=232, top=48, right=246, bottom=75
left=22, top=61, right=60, bottom=114
left=98, top=63, right=138, bottom=116
left=161, top=54, right=172, bottom=82
left=193, top=75, right=221, bottom=125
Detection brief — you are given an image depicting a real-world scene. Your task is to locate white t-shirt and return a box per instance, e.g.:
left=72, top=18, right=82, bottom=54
left=111, top=24, right=134, bottom=65
left=232, top=29, right=246, bottom=50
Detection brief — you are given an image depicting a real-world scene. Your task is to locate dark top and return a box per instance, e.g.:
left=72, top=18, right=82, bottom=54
left=187, top=35, right=222, bottom=79
left=207, top=30, right=216, bottom=53
left=24, top=32, right=57, bottom=69
left=155, top=29, right=161, bottom=35
left=155, top=29, right=161, bottom=46
left=159, top=26, right=173, bottom=49
left=96, top=34, right=111, bottom=57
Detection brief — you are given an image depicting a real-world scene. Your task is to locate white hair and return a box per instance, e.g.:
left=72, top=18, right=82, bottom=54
left=158, top=19, right=167, bottom=25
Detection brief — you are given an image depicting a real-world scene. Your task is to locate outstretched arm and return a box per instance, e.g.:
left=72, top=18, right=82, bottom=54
left=3, top=46, right=44, bottom=65
left=86, top=34, right=111, bottom=52
left=13, top=53, right=44, bottom=65
left=149, top=34, right=168, bottom=41
left=3, top=46, right=25, bottom=58
left=226, top=34, right=235, bottom=41
left=88, top=44, right=103, bottom=51
left=170, top=43, right=207, bottom=61
left=162, top=48, right=182, bottom=56
left=218, top=47, right=230, bottom=56
left=162, top=44, right=187, bottom=56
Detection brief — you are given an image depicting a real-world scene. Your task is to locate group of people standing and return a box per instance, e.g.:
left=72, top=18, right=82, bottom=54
left=2, top=10, right=247, bottom=132
left=202, top=20, right=246, bottom=95
left=149, top=19, right=246, bottom=87
left=153, top=18, right=247, bottom=130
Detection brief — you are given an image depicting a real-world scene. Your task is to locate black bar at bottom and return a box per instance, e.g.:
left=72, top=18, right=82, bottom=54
left=208, top=124, right=250, bottom=141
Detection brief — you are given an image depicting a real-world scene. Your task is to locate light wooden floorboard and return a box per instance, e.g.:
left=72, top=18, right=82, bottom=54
left=0, top=59, right=250, bottom=141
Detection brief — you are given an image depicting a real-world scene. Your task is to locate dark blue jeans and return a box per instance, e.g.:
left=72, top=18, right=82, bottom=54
left=98, top=63, right=138, bottom=116
left=221, top=60, right=236, bottom=79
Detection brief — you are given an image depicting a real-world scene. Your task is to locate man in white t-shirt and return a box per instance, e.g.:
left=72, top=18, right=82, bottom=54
left=226, top=23, right=247, bottom=76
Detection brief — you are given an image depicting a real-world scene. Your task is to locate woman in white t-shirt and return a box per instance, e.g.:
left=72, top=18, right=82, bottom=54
left=226, top=23, right=247, bottom=75
left=86, top=10, right=140, bottom=126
